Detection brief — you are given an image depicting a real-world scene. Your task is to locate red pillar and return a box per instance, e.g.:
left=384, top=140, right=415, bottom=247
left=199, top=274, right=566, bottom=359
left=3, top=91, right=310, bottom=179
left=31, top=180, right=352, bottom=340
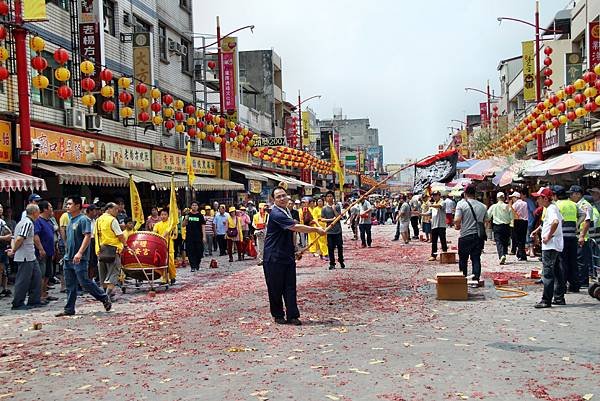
left=535, top=0, right=544, bottom=161
left=217, top=17, right=227, bottom=165
left=14, top=0, right=32, bottom=175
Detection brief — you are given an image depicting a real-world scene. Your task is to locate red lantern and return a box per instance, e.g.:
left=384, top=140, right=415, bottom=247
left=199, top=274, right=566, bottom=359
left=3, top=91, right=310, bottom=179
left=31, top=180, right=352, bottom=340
left=135, top=83, right=147, bottom=94
left=0, top=1, right=9, bottom=16
left=207, top=61, right=216, bottom=69
left=175, top=111, right=184, bottom=121
left=188, top=127, right=197, bottom=137
left=567, top=111, right=577, bottom=121
left=549, top=94, right=559, bottom=104
left=0, top=66, right=8, bottom=81
left=138, top=111, right=150, bottom=122
left=543, top=57, right=552, bottom=66
left=551, top=118, right=560, bottom=128
left=30, top=55, right=48, bottom=71
left=543, top=68, right=552, bottom=77
left=0, top=26, right=7, bottom=41
left=585, top=101, right=598, bottom=112
left=574, top=93, right=586, bottom=104
left=205, top=113, right=213, bottom=122
left=99, top=68, right=113, bottom=82
left=196, top=121, right=205, bottom=129
left=185, top=104, right=195, bottom=115
left=544, top=46, right=553, bottom=56
left=536, top=102, right=546, bottom=111
left=557, top=102, right=566, bottom=112
left=544, top=111, right=552, bottom=120
left=235, top=124, right=242, bottom=133
left=544, top=78, right=553, bottom=87
left=53, top=48, right=69, bottom=65
left=164, top=120, right=175, bottom=130
left=218, top=118, right=226, bottom=128
left=565, top=85, right=576, bottom=95
left=150, top=101, right=162, bottom=113
left=583, top=71, right=597, bottom=83
left=162, top=94, right=173, bottom=105
left=102, top=100, right=116, bottom=113
left=207, top=134, right=215, bottom=142
left=57, top=85, right=73, bottom=100
left=81, top=77, right=96, bottom=91
left=119, top=91, right=132, bottom=104
left=595, top=79, right=600, bottom=91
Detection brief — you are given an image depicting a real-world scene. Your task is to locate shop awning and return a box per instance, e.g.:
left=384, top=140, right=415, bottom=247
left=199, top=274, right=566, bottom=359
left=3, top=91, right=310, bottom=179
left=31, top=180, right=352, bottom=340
left=97, top=165, right=148, bottom=184
left=0, top=168, right=47, bottom=192
left=231, top=167, right=268, bottom=182
left=37, top=163, right=128, bottom=187
left=97, top=165, right=187, bottom=189
left=172, top=175, right=244, bottom=191
left=272, top=173, right=314, bottom=189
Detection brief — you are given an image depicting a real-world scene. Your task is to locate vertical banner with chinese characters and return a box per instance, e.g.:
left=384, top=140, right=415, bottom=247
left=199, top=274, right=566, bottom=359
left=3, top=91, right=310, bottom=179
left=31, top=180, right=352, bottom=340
left=0, top=121, right=12, bottom=163
left=589, top=21, right=600, bottom=70
left=132, top=32, right=154, bottom=123
left=78, top=0, right=104, bottom=86
left=479, top=103, right=488, bottom=127
left=522, top=41, right=536, bottom=101
left=301, top=111, right=310, bottom=147
left=221, top=36, right=238, bottom=122
left=565, top=53, right=583, bottom=85
left=284, top=116, right=296, bottom=147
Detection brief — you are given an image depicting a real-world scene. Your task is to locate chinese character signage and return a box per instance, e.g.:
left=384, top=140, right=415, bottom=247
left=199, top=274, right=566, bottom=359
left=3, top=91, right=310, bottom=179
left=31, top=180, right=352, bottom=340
left=570, top=138, right=596, bottom=152
left=565, top=53, right=582, bottom=85
left=133, top=32, right=154, bottom=123
left=301, top=111, right=311, bottom=147
left=152, top=150, right=217, bottom=176
left=225, top=142, right=251, bottom=165
left=98, top=141, right=151, bottom=170
left=542, top=126, right=565, bottom=152
left=479, top=103, right=488, bottom=126
left=78, top=0, right=104, bottom=86
left=590, top=21, right=600, bottom=70
left=30, top=128, right=97, bottom=164
left=221, top=36, right=238, bottom=122
left=522, top=41, right=536, bottom=101
left=248, top=179, right=262, bottom=194
left=254, top=137, right=287, bottom=147
left=0, top=121, right=11, bottom=163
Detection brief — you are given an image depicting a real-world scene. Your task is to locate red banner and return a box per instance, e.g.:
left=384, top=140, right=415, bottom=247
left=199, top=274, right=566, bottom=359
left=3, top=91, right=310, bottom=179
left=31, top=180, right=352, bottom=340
left=589, top=21, right=600, bottom=70
left=479, top=102, right=488, bottom=127
left=79, top=22, right=102, bottom=87
left=222, top=51, right=235, bottom=111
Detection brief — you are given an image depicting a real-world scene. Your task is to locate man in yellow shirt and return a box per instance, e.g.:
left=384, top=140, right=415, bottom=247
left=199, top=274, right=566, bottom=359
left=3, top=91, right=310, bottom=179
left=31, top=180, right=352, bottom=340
left=153, top=209, right=177, bottom=284
left=486, top=192, right=513, bottom=265
left=94, top=202, right=127, bottom=300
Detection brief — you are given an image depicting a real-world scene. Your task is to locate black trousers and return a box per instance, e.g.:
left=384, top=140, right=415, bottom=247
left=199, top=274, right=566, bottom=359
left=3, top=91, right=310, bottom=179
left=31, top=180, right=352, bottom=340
left=512, top=220, right=528, bottom=260
left=542, top=249, right=565, bottom=304
left=560, top=237, right=579, bottom=291
left=327, top=233, right=344, bottom=267
left=216, top=235, right=227, bottom=256
left=458, top=234, right=484, bottom=280
left=410, top=216, right=419, bottom=238
left=493, top=224, right=510, bottom=259
left=186, top=240, right=204, bottom=270
left=431, top=227, right=447, bottom=256
left=359, top=224, right=372, bottom=246
left=263, top=260, right=299, bottom=320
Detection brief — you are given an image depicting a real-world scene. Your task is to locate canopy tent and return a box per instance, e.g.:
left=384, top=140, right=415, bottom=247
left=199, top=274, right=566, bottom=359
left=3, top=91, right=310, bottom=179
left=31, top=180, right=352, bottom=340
left=461, top=159, right=502, bottom=180
left=492, top=160, right=543, bottom=187
left=0, top=168, right=47, bottom=192
left=523, top=151, right=600, bottom=177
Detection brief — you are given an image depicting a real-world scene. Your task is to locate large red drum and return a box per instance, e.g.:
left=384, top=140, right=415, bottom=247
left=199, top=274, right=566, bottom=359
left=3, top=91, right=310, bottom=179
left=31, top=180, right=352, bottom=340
left=121, top=231, right=168, bottom=271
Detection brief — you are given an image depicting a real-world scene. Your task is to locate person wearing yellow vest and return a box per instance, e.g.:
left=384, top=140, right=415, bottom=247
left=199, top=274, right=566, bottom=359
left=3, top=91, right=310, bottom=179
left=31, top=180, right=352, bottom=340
left=307, top=199, right=319, bottom=254
left=567, top=185, right=592, bottom=290
left=313, top=198, right=329, bottom=258
left=153, top=209, right=177, bottom=285
left=252, top=203, right=269, bottom=266
left=226, top=206, right=244, bottom=262
left=554, top=185, right=588, bottom=294
left=94, top=202, right=127, bottom=300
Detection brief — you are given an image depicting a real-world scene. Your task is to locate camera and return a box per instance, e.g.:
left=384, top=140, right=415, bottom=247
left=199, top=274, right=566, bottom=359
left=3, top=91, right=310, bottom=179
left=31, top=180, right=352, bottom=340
left=32, top=139, right=42, bottom=149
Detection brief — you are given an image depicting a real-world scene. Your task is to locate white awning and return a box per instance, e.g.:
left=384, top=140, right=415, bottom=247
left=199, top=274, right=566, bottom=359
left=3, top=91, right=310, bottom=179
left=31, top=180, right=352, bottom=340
left=174, top=175, right=245, bottom=191
left=272, top=173, right=314, bottom=189
left=231, top=167, right=268, bottom=182
left=37, top=163, right=128, bottom=187
left=0, top=168, right=47, bottom=192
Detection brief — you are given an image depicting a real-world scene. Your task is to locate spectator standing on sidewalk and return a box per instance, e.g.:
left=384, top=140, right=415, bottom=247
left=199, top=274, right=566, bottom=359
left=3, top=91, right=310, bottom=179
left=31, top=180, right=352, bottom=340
left=21, top=194, right=42, bottom=219
left=203, top=205, right=215, bottom=257
left=530, top=187, right=565, bottom=308
left=7, top=204, right=42, bottom=310
left=34, top=200, right=58, bottom=304
left=409, top=194, right=421, bottom=240
left=454, top=185, right=488, bottom=282
left=56, top=196, right=111, bottom=316
left=213, top=205, right=229, bottom=257
left=252, top=203, right=269, bottom=265
left=358, top=198, right=374, bottom=248
left=427, top=191, right=447, bottom=261
left=486, top=192, right=513, bottom=265
left=393, top=194, right=411, bottom=244
left=321, top=191, right=345, bottom=270
left=182, top=201, right=206, bottom=271
left=0, top=203, right=13, bottom=298
left=509, top=192, right=529, bottom=261
left=443, top=195, right=456, bottom=227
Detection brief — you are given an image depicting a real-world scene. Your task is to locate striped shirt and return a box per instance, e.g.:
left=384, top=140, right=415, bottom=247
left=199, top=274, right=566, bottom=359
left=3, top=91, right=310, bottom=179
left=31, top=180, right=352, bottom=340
left=14, top=216, right=36, bottom=262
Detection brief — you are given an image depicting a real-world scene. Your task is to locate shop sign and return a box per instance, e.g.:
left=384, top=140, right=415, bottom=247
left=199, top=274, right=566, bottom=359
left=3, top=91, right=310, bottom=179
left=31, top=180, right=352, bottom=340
left=565, top=53, right=583, bottom=85
left=589, top=21, right=600, bottom=71
left=0, top=121, right=12, bottom=163
left=304, top=186, right=312, bottom=196
left=542, top=126, right=565, bottom=152
left=221, top=36, right=238, bottom=122
left=254, top=137, right=286, bottom=147
left=133, top=32, right=153, bottom=122
left=248, top=179, right=262, bottom=194
left=30, top=127, right=97, bottom=164
left=78, top=0, right=104, bottom=87
left=152, top=149, right=216, bottom=176
left=522, top=40, right=536, bottom=101
left=301, top=111, right=310, bottom=146
left=570, top=138, right=597, bottom=152
left=479, top=103, right=488, bottom=126
left=97, top=140, right=151, bottom=169
left=225, top=142, right=251, bottom=165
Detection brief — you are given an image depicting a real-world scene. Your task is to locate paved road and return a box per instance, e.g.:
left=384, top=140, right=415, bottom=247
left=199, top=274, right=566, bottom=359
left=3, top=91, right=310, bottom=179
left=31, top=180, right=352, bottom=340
left=0, top=224, right=598, bottom=400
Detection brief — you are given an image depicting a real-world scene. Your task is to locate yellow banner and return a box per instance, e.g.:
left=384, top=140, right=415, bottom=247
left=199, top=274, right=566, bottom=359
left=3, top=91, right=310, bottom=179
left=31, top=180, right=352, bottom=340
left=329, top=135, right=344, bottom=191
left=301, top=111, right=311, bottom=147
left=522, top=41, right=536, bottom=101
left=0, top=121, right=12, bottom=163
left=186, top=142, right=196, bottom=186
left=168, top=176, right=179, bottom=234
left=129, top=176, right=144, bottom=230
left=152, top=149, right=216, bottom=176
left=23, top=0, right=47, bottom=21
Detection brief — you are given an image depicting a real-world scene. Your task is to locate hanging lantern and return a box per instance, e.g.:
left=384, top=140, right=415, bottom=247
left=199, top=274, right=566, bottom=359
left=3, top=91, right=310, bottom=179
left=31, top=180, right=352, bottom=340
left=558, top=114, right=569, bottom=124
left=137, top=97, right=150, bottom=109
left=196, top=109, right=205, bottom=119
left=175, top=123, right=185, bottom=133
left=150, top=88, right=161, bottom=99
left=207, top=60, right=216, bottom=69
left=573, top=79, right=586, bottom=90
left=29, top=36, right=45, bottom=53
left=80, top=60, right=95, bottom=75
left=0, top=3, right=7, bottom=17
left=174, top=99, right=184, bottom=109
left=54, top=67, right=70, bottom=82
left=98, top=68, right=113, bottom=82
left=118, top=76, right=131, bottom=89
left=188, top=127, right=197, bottom=137
left=0, top=26, right=5, bottom=41
left=100, top=85, right=114, bottom=98
left=31, top=75, right=49, bottom=90
left=575, top=107, right=587, bottom=117
left=585, top=101, right=598, bottom=112
left=584, top=87, right=597, bottom=98
left=138, top=111, right=150, bottom=122
left=228, top=121, right=236, bottom=130
left=164, top=119, right=175, bottom=130
left=199, top=131, right=207, bottom=140
left=0, top=47, right=8, bottom=62
left=213, top=115, right=221, bottom=125
left=118, top=91, right=132, bottom=104
left=565, top=85, right=576, bottom=95
left=175, top=111, right=184, bottom=121
left=81, top=77, right=95, bottom=91
left=152, top=115, right=163, bottom=125
left=81, top=94, right=96, bottom=107
left=186, top=117, right=196, bottom=126
left=102, top=100, right=116, bottom=113
left=162, top=94, right=173, bottom=105
left=135, top=82, right=148, bottom=94
left=163, top=107, right=174, bottom=118
left=30, top=55, right=48, bottom=71
left=544, top=78, right=553, bottom=87
left=583, top=71, right=597, bottom=83
left=567, top=111, right=577, bottom=121
left=151, top=101, right=162, bottom=113
left=565, top=98, right=576, bottom=109
left=120, top=107, right=133, bottom=118
left=214, top=136, right=223, bottom=144
left=57, top=85, right=73, bottom=100
left=185, top=104, right=195, bottom=115
left=573, top=93, right=586, bottom=104
left=0, top=66, right=9, bottom=81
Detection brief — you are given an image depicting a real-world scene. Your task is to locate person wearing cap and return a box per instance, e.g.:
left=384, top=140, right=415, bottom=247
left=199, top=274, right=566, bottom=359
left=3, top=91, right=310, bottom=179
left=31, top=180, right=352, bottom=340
left=555, top=185, right=588, bottom=293
left=425, top=191, right=447, bottom=261
left=486, top=191, right=513, bottom=265
left=213, top=205, right=230, bottom=256
left=203, top=205, right=214, bottom=257
left=182, top=201, right=206, bottom=272
left=509, top=191, right=529, bottom=261
left=567, top=185, right=593, bottom=289
left=252, top=203, right=269, bottom=265
left=246, top=201, right=257, bottom=235
left=588, top=187, right=600, bottom=212
left=263, top=186, right=327, bottom=325
left=21, top=194, right=42, bottom=220
left=226, top=206, right=243, bottom=262
left=530, top=187, right=565, bottom=308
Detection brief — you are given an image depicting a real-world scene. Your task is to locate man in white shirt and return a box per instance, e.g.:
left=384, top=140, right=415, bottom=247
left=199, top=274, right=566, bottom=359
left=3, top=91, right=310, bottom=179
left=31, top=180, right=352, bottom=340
left=509, top=192, right=529, bottom=261
left=531, top=187, right=564, bottom=308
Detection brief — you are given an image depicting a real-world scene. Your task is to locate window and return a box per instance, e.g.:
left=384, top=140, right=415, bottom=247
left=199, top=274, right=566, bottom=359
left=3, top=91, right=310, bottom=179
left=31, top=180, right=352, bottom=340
left=133, top=15, right=152, bottom=33
left=159, top=24, right=168, bottom=62
left=46, top=0, right=68, bottom=11
left=179, top=0, right=189, bottom=11
left=31, top=50, right=72, bottom=110
left=181, top=38, right=191, bottom=74
left=103, top=0, right=116, bottom=36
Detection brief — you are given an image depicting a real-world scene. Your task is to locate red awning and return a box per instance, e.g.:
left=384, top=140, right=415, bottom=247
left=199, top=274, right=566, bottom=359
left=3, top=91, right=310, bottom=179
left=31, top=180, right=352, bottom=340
left=0, top=168, right=47, bottom=192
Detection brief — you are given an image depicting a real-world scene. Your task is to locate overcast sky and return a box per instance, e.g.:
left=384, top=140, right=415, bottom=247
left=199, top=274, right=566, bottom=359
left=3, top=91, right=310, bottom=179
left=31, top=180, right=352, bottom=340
left=194, top=0, right=570, bottom=164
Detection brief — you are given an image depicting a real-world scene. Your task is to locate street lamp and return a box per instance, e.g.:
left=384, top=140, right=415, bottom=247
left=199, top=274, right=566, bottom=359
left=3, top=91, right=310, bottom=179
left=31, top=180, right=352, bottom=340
left=297, top=92, right=321, bottom=150
left=465, top=85, right=501, bottom=128
left=497, top=0, right=562, bottom=160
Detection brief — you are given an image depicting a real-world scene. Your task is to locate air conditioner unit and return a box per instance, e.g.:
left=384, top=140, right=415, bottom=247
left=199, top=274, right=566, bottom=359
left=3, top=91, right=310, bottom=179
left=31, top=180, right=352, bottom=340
left=168, top=39, right=177, bottom=52
left=65, top=108, right=85, bottom=130
left=123, top=12, right=132, bottom=27
left=86, top=114, right=102, bottom=131
left=179, top=45, right=188, bottom=56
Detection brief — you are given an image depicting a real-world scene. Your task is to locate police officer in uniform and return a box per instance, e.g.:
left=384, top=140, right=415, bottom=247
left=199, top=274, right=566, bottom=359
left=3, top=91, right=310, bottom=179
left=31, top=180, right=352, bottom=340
left=262, top=186, right=326, bottom=326
left=567, top=185, right=593, bottom=289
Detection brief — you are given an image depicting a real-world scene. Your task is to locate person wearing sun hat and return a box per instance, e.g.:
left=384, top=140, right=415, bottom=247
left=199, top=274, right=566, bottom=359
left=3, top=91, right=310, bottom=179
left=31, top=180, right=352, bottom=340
left=530, top=187, right=565, bottom=308
left=213, top=204, right=230, bottom=256
left=203, top=205, right=215, bottom=257
left=226, top=206, right=243, bottom=262
left=252, top=203, right=269, bottom=265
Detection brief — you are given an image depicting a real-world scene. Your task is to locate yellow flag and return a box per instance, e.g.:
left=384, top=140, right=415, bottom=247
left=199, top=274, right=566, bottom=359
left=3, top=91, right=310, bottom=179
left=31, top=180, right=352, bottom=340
left=186, top=141, right=196, bottom=187
left=168, top=174, right=179, bottom=235
left=129, top=175, right=144, bottom=230
left=329, top=135, right=345, bottom=192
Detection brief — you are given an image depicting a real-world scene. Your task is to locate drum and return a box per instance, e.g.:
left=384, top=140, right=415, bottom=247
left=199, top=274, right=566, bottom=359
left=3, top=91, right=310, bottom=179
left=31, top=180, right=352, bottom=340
left=121, top=231, right=168, bottom=280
